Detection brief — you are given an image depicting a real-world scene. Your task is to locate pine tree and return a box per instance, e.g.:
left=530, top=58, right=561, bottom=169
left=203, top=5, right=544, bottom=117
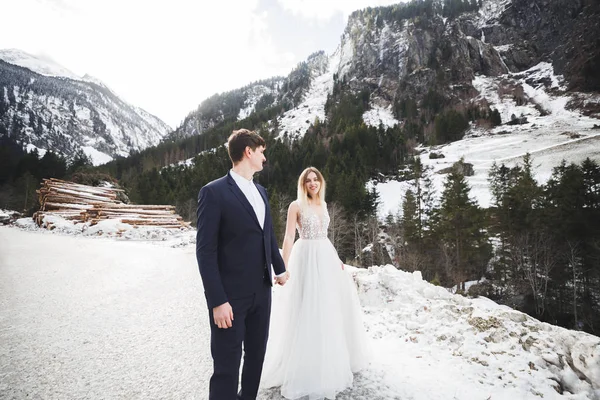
left=488, top=161, right=517, bottom=285
left=14, top=171, right=38, bottom=213
left=488, top=154, right=543, bottom=301
left=509, top=153, right=542, bottom=233
left=411, top=157, right=435, bottom=240
left=68, top=149, right=93, bottom=174
left=435, top=158, right=490, bottom=288
left=402, top=189, right=418, bottom=246
left=38, top=151, right=67, bottom=180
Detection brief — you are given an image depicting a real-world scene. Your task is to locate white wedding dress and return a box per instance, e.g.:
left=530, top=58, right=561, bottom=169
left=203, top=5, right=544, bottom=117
left=261, top=204, right=368, bottom=400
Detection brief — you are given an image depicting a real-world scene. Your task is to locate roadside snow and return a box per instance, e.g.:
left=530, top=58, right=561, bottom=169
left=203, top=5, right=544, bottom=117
left=2, top=227, right=598, bottom=399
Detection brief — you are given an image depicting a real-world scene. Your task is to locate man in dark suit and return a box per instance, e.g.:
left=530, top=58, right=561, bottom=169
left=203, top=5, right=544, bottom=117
left=196, top=129, right=289, bottom=400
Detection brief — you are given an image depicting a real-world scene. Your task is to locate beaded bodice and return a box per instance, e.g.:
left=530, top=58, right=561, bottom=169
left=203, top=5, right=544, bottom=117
left=297, top=205, right=329, bottom=239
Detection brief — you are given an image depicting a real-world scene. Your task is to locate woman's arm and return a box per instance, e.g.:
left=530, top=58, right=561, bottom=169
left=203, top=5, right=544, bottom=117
left=282, top=201, right=300, bottom=269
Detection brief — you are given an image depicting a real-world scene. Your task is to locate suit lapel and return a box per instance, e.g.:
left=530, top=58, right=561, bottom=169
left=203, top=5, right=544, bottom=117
left=256, top=184, right=269, bottom=227
left=227, top=173, right=262, bottom=230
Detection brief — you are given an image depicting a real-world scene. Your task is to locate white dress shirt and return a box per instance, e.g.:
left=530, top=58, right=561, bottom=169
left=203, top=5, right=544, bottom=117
left=230, top=169, right=286, bottom=278
left=230, top=169, right=265, bottom=229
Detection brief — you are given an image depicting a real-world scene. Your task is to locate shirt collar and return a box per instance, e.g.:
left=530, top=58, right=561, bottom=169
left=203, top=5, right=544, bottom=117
left=230, top=169, right=253, bottom=187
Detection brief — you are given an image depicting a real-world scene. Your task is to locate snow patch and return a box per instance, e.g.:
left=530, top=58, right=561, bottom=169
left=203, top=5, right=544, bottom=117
left=354, top=264, right=600, bottom=399
left=81, top=146, right=113, bottom=166
left=373, top=62, right=600, bottom=218
left=477, top=0, right=512, bottom=28
left=25, top=143, right=47, bottom=158
left=337, top=23, right=357, bottom=80
left=237, top=84, right=278, bottom=120
left=362, top=105, right=399, bottom=129
left=276, top=51, right=339, bottom=139
left=0, top=49, right=80, bottom=80
left=15, top=215, right=195, bottom=247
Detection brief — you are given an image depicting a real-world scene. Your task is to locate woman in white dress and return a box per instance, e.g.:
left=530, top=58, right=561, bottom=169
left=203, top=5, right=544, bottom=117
left=261, top=167, right=368, bottom=400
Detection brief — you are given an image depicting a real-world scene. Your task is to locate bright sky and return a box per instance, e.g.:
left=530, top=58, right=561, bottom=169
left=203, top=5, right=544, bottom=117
left=0, top=0, right=402, bottom=128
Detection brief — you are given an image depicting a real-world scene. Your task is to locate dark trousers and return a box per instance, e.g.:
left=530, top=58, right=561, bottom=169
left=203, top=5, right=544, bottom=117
left=209, top=282, right=272, bottom=400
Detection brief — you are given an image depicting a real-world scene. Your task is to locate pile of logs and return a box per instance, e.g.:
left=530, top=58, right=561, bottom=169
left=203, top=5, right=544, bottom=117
left=34, top=178, right=189, bottom=229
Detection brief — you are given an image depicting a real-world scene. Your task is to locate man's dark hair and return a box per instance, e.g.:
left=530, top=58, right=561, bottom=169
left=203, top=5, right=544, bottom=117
left=227, top=129, right=266, bottom=164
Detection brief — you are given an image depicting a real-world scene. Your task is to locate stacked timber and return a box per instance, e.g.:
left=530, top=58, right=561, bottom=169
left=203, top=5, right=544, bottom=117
left=85, top=204, right=186, bottom=228
left=34, top=178, right=189, bottom=229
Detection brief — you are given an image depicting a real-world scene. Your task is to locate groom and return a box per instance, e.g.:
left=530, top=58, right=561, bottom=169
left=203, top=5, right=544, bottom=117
left=196, top=129, right=289, bottom=400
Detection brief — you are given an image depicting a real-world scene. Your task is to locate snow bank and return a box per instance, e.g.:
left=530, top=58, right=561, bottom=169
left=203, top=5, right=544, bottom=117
left=353, top=265, right=600, bottom=399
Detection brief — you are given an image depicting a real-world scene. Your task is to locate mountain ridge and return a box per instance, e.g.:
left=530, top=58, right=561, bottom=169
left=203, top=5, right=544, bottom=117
left=0, top=50, right=172, bottom=165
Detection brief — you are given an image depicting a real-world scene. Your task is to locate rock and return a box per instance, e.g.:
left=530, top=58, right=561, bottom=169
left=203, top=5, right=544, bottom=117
left=521, top=336, right=536, bottom=351
left=429, top=151, right=445, bottom=159
left=0, top=210, right=21, bottom=225
left=507, top=114, right=528, bottom=125
left=561, top=131, right=582, bottom=139
left=468, top=316, right=504, bottom=332
left=437, top=162, right=474, bottom=176
left=484, top=330, right=506, bottom=343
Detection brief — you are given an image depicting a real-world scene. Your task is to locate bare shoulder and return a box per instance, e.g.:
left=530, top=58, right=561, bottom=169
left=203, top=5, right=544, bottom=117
left=288, top=200, right=300, bottom=217
left=288, top=200, right=300, bottom=213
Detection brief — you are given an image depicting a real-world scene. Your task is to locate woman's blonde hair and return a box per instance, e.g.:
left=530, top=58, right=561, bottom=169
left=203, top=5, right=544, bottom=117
left=297, top=167, right=326, bottom=209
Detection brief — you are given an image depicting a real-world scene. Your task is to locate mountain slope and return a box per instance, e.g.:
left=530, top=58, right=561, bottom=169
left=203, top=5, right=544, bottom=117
left=0, top=50, right=172, bottom=165
left=374, top=61, right=600, bottom=216
left=0, top=49, right=81, bottom=80
left=164, top=0, right=598, bottom=174
left=164, top=76, right=284, bottom=142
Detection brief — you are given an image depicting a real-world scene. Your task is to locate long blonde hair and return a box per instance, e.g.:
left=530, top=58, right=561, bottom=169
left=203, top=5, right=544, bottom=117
left=297, top=167, right=326, bottom=210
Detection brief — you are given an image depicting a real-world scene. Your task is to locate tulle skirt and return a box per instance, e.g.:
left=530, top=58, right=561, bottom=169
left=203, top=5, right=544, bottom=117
left=261, top=238, right=368, bottom=400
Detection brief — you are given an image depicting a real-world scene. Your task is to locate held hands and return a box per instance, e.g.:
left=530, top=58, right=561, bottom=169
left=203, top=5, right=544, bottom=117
left=275, top=270, right=290, bottom=286
left=213, top=302, right=234, bottom=329
left=213, top=270, right=291, bottom=329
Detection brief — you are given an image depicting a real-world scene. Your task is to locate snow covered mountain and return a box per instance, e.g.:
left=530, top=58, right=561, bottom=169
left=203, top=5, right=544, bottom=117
left=0, top=49, right=172, bottom=165
left=0, top=49, right=81, bottom=80
left=165, top=76, right=284, bottom=142
left=166, top=0, right=599, bottom=217
left=173, top=0, right=598, bottom=138
left=374, top=61, right=600, bottom=216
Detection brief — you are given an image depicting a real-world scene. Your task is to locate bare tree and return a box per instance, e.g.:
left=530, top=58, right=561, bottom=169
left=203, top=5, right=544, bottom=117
left=273, top=191, right=293, bottom=240
left=568, top=241, right=582, bottom=329
left=353, top=213, right=364, bottom=266
left=328, top=202, right=350, bottom=252
left=176, top=197, right=197, bottom=223
left=364, top=216, right=381, bottom=266
left=384, top=212, right=404, bottom=268
left=0, top=184, right=17, bottom=210
left=406, top=138, right=420, bottom=156
left=403, top=248, right=428, bottom=273
left=511, top=232, right=558, bottom=317
left=438, top=241, right=457, bottom=288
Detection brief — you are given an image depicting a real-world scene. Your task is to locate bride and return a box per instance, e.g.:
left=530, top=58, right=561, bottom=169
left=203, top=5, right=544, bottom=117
left=261, top=167, right=368, bottom=399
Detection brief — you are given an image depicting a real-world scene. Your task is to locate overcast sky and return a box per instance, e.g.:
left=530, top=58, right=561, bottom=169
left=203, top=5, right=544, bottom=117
left=0, top=0, right=402, bottom=128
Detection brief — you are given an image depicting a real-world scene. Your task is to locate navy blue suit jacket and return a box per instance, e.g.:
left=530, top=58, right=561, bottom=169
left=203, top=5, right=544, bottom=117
left=196, top=172, right=286, bottom=309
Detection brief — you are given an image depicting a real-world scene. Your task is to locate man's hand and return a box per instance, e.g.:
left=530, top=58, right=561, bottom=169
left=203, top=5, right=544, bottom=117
left=275, top=270, right=290, bottom=286
left=213, top=302, right=233, bottom=329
